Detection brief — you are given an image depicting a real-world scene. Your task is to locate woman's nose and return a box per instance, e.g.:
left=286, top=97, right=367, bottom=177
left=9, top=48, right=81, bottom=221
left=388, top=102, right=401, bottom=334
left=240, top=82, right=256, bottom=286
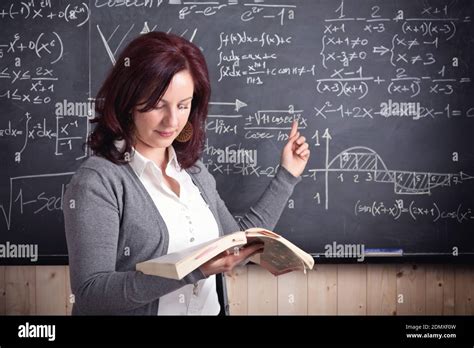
left=162, top=107, right=179, bottom=127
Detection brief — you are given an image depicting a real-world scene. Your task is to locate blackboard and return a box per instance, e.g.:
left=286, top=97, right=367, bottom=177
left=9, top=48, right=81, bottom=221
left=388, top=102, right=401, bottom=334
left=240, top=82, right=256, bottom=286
left=1, top=0, right=473, bottom=265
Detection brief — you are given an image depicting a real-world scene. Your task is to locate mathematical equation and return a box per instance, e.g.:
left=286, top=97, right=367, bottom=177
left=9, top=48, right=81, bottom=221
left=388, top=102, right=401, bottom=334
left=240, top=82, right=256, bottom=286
left=0, top=173, right=73, bottom=231
left=313, top=102, right=474, bottom=120
left=0, top=110, right=89, bottom=163
left=0, top=0, right=89, bottom=26
left=93, top=0, right=297, bottom=25
left=216, top=30, right=316, bottom=85
left=355, top=199, right=474, bottom=224
left=317, top=1, right=472, bottom=100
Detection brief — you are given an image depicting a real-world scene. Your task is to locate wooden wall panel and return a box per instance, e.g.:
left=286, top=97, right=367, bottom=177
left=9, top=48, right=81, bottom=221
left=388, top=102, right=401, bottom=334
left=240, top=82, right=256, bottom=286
left=5, top=266, right=36, bottom=315
left=0, top=264, right=472, bottom=315
left=426, top=264, right=455, bottom=315
left=337, top=264, right=367, bottom=315
left=247, top=265, right=277, bottom=315
left=307, top=264, right=337, bottom=315
left=442, top=265, right=456, bottom=315
left=455, top=265, right=474, bottom=315
left=277, top=270, right=307, bottom=315
left=225, top=266, right=248, bottom=315
left=367, top=264, right=397, bottom=315
left=396, top=264, right=426, bottom=315
left=36, top=266, right=67, bottom=315
left=0, top=266, right=5, bottom=315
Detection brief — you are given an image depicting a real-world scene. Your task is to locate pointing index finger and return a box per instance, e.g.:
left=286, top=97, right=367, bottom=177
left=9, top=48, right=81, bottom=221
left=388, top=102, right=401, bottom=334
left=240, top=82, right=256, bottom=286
left=289, top=119, right=298, bottom=138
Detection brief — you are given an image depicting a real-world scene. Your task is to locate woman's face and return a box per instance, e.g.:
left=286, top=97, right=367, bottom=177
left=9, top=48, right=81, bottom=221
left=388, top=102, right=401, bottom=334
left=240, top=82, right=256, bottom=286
left=133, top=69, right=194, bottom=150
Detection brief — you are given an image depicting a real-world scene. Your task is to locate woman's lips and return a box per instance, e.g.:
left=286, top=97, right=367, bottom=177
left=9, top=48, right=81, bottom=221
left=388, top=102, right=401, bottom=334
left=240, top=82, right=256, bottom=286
left=156, top=131, right=174, bottom=137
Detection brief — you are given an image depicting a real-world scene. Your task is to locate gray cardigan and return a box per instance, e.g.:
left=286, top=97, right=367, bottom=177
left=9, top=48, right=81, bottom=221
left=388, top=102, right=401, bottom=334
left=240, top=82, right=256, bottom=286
left=63, top=155, right=301, bottom=315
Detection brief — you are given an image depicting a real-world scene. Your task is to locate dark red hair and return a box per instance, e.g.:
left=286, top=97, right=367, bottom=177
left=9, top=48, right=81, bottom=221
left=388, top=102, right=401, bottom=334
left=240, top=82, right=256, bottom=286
left=88, top=31, right=210, bottom=170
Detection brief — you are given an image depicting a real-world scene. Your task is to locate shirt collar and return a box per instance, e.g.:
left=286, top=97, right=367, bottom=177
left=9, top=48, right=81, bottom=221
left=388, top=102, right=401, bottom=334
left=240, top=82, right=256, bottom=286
left=114, top=140, right=180, bottom=178
left=132, top=146, right=181, bottom=178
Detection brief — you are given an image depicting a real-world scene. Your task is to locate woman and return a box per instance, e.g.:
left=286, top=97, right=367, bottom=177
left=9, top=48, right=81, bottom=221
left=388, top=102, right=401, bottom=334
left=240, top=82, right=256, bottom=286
left=63, top=32, right=310, bottom=315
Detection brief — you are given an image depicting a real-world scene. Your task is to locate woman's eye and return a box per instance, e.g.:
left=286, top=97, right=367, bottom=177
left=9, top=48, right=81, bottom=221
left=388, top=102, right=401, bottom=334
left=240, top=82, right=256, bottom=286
left=151, top=103, right=189, bottom=110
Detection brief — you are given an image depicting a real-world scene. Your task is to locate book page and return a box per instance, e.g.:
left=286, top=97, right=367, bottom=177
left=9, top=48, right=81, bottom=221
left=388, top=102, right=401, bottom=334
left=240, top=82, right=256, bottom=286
left=144, top=232, right=246, bottom=265
left=246, top=229, right=314, bottom=269
left=250, top=238, right=306, bottom=276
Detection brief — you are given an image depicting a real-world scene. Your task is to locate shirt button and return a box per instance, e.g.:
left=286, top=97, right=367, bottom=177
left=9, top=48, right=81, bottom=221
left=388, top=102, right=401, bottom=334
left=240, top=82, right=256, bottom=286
left=190, top=237, right=195, bottom=242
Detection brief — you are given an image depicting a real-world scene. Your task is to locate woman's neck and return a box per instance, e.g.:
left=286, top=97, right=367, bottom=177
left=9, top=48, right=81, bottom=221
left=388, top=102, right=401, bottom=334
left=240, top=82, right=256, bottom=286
left=134, top=142, right=168, bottom=171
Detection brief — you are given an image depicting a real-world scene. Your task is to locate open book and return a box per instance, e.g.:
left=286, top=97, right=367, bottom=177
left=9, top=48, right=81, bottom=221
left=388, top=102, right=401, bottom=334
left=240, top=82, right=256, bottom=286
left=136, top=227, right=314, bottom=280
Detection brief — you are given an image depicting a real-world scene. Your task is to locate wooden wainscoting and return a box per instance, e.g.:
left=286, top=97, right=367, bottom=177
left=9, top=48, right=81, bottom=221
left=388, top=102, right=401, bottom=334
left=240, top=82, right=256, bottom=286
left=0, top=264, right=472, bottom=315
left=224, top=264, right=473, bottom=315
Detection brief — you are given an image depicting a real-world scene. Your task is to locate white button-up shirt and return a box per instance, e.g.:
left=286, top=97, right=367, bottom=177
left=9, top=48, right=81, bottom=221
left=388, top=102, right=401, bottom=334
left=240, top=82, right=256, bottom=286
left=129, top=145, right=221, bottom=315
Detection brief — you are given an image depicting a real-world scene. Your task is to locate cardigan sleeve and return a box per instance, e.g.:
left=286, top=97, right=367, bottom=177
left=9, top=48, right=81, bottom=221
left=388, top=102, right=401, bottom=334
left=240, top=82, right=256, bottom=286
left=207, top=164, right=302, bottom=235
left=63, top=167, right=206, bottom=315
